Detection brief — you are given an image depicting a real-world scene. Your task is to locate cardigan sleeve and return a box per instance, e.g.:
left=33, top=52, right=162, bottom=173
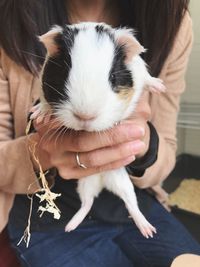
left=0, top=49, right=41, bottom=194
left=131, top=12, right=193, bottom=188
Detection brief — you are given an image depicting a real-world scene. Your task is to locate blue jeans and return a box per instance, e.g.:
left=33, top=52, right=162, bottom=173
left=8, top=199, right=200, bottom=267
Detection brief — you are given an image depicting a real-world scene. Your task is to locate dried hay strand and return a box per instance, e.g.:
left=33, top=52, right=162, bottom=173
left=18, top=120, right=61, bottom=248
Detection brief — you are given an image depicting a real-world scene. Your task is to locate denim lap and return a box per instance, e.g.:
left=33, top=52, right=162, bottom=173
left=114, top=201, right=200, bottom=267
left=9, top=200, right=200, bottom=267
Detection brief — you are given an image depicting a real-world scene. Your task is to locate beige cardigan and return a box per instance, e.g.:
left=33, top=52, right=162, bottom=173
left=0, top=13, right=193, bottom=232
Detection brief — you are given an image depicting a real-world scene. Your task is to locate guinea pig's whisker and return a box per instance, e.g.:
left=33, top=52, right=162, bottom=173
left=97, top=130, right=111, bottom=147
left=36, top=123, right=59, bottom=146
left=20, top=50, right=46, bottom=59
left=111, top=72, right=130, bottom=76
left=39, top=124, right=63, bottom=148
left=111, top=71, right=131, bottom=76
left=41, top=131, right=58, bottom=148
left=52, top=106, right=68, bottom=112
left=32, top=111, right=61, bottom=123
left=65, top=128, right=75, bottom=139
left=53, top=126, right=66, bottom=148
left=43, top=82, right=66, bottom=98
left=20, top=50, right=62, bottom=67
left=34, top=117, right=62, bottom=132
left=54, top=125, right=70, bottom=149
left=97, top=131, right=106, bottom=147
left=57, top=126, right=69, bottom=145
left=35, top=118, right=63, bottom=143
left=37, top=129, right=53, bottom=148
left=64, top=60, right=71, bottom=68
left=37, top=102, right=65, bottom=113
left=54, top=127, right=65, bottom=149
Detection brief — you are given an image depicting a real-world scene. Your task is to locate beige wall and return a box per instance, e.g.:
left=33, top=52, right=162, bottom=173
left=177, top=0, right=200, bottom=156
left=183, top=0, right=200, bottom=103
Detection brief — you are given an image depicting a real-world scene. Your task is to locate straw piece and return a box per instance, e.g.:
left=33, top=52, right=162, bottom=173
left=168, top=179, right=200, bottom=214
left=18, top=120, right=61, bottom=248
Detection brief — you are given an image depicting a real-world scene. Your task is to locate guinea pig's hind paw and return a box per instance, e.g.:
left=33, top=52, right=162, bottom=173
left=146, top=77, right=166, bottom=94
left=134, top=215, right=157, bottom=239
left=140, top=223, right=157, bottom=239
left=65, top=220, right=80, bottom=232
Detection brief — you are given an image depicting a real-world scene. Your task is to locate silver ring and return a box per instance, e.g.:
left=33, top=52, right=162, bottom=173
left=76, top=152, right=87, bottom=169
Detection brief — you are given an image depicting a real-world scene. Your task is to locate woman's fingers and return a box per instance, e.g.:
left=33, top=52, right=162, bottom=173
left=41, top=123, right=145, bottom=154
left=49, top=139, right=145, bottom=180
left=50, top=140, right=144, bottom=169
left=33, top=95, right=151, bottom=179
left=75, top=140, right=144, bottom=168
left=58, top=154, right=136, bottom=180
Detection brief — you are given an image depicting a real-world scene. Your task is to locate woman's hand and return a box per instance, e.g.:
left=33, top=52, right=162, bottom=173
left=32, top=92, right=151, bottom=180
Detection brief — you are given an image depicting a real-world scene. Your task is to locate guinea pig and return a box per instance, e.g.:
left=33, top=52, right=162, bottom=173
left=31, top=22, right=165, bottom=238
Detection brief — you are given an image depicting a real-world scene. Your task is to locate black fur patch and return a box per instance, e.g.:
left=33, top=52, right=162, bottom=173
left=95, top=25, right=105, bottom=35
left=95, top=24, right=114, bottom=42
left=42, top=26, right=79, bottom=110
left=109, top=45, right=133, bottom=92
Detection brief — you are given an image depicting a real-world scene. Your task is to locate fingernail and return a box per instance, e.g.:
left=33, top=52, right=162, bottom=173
left=128, top=125, right=145, bottom=137
left=125, top=155, right=135, bottom=164
left=131, top=141, right=145, bottom=151
left=139, top=127, right=145, bottom=136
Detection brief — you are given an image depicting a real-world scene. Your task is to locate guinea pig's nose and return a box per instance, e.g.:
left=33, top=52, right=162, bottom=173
left=73, top=112, right=97, bottom=121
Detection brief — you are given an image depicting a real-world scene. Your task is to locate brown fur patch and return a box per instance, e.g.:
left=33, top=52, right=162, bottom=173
left=39, top=35, right=59, bottom=56
left=117, top=86, right=134, bottom=106
left=39, top=27, right=62, bottom=56
left=117, top=36, right=145, bottom=64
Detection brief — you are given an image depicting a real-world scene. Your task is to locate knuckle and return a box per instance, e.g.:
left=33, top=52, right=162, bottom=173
left=110, top=161, right=122, bottom=170
left=58, top=169, right=67, bottom=179
left=50, top=158, right=57, bottom=167
left=108, top=129, right=120, bottom=145
left=41, top=138, right=54, bottom=152
left=96, top=165, right=106, bottom=173
left=74, top=136, right=87, bottom=152
left=49, top=155, right=59, bottom=166
left=141, top=110, right=151, bottom=121
left=97, top=162, right=113, bottom=173
left=86, top=153, right=96, bottom=167
left=58, top=168, right=71, bottom=180
left=71, top=136, right=79, bottom=151
left=49, top=152, right=65, bottom=166
left=101, top=127, right=128, bottom=147
left=119, top=144, right=129, bottom=158
left=40, top=139, right=49, bottom=151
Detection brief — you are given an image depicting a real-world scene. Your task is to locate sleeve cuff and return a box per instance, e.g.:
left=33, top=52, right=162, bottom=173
left=126, top=121, right=159, bottom=177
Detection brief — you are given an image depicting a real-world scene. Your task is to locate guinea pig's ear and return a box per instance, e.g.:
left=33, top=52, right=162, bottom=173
left=39, top=25, right=63, bottom=55
left=114, top=28, right=145, bottom=63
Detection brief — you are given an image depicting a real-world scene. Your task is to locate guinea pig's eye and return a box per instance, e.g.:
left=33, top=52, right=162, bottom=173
left=110, top=73, right=116, bottom=83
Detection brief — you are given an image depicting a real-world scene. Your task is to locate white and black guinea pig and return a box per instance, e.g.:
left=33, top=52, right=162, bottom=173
left=31, top=22, right=165, bottom=238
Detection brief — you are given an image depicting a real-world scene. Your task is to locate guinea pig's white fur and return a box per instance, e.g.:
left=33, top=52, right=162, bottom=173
left=33, top=22, right=165, bottom=238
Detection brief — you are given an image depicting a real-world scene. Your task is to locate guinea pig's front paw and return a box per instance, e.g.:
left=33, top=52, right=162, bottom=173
left=146, top=77, right=166, bottom=94
left=30, top=103, right=50, bottom=124
left=30, top=103, right=42, bottom=119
